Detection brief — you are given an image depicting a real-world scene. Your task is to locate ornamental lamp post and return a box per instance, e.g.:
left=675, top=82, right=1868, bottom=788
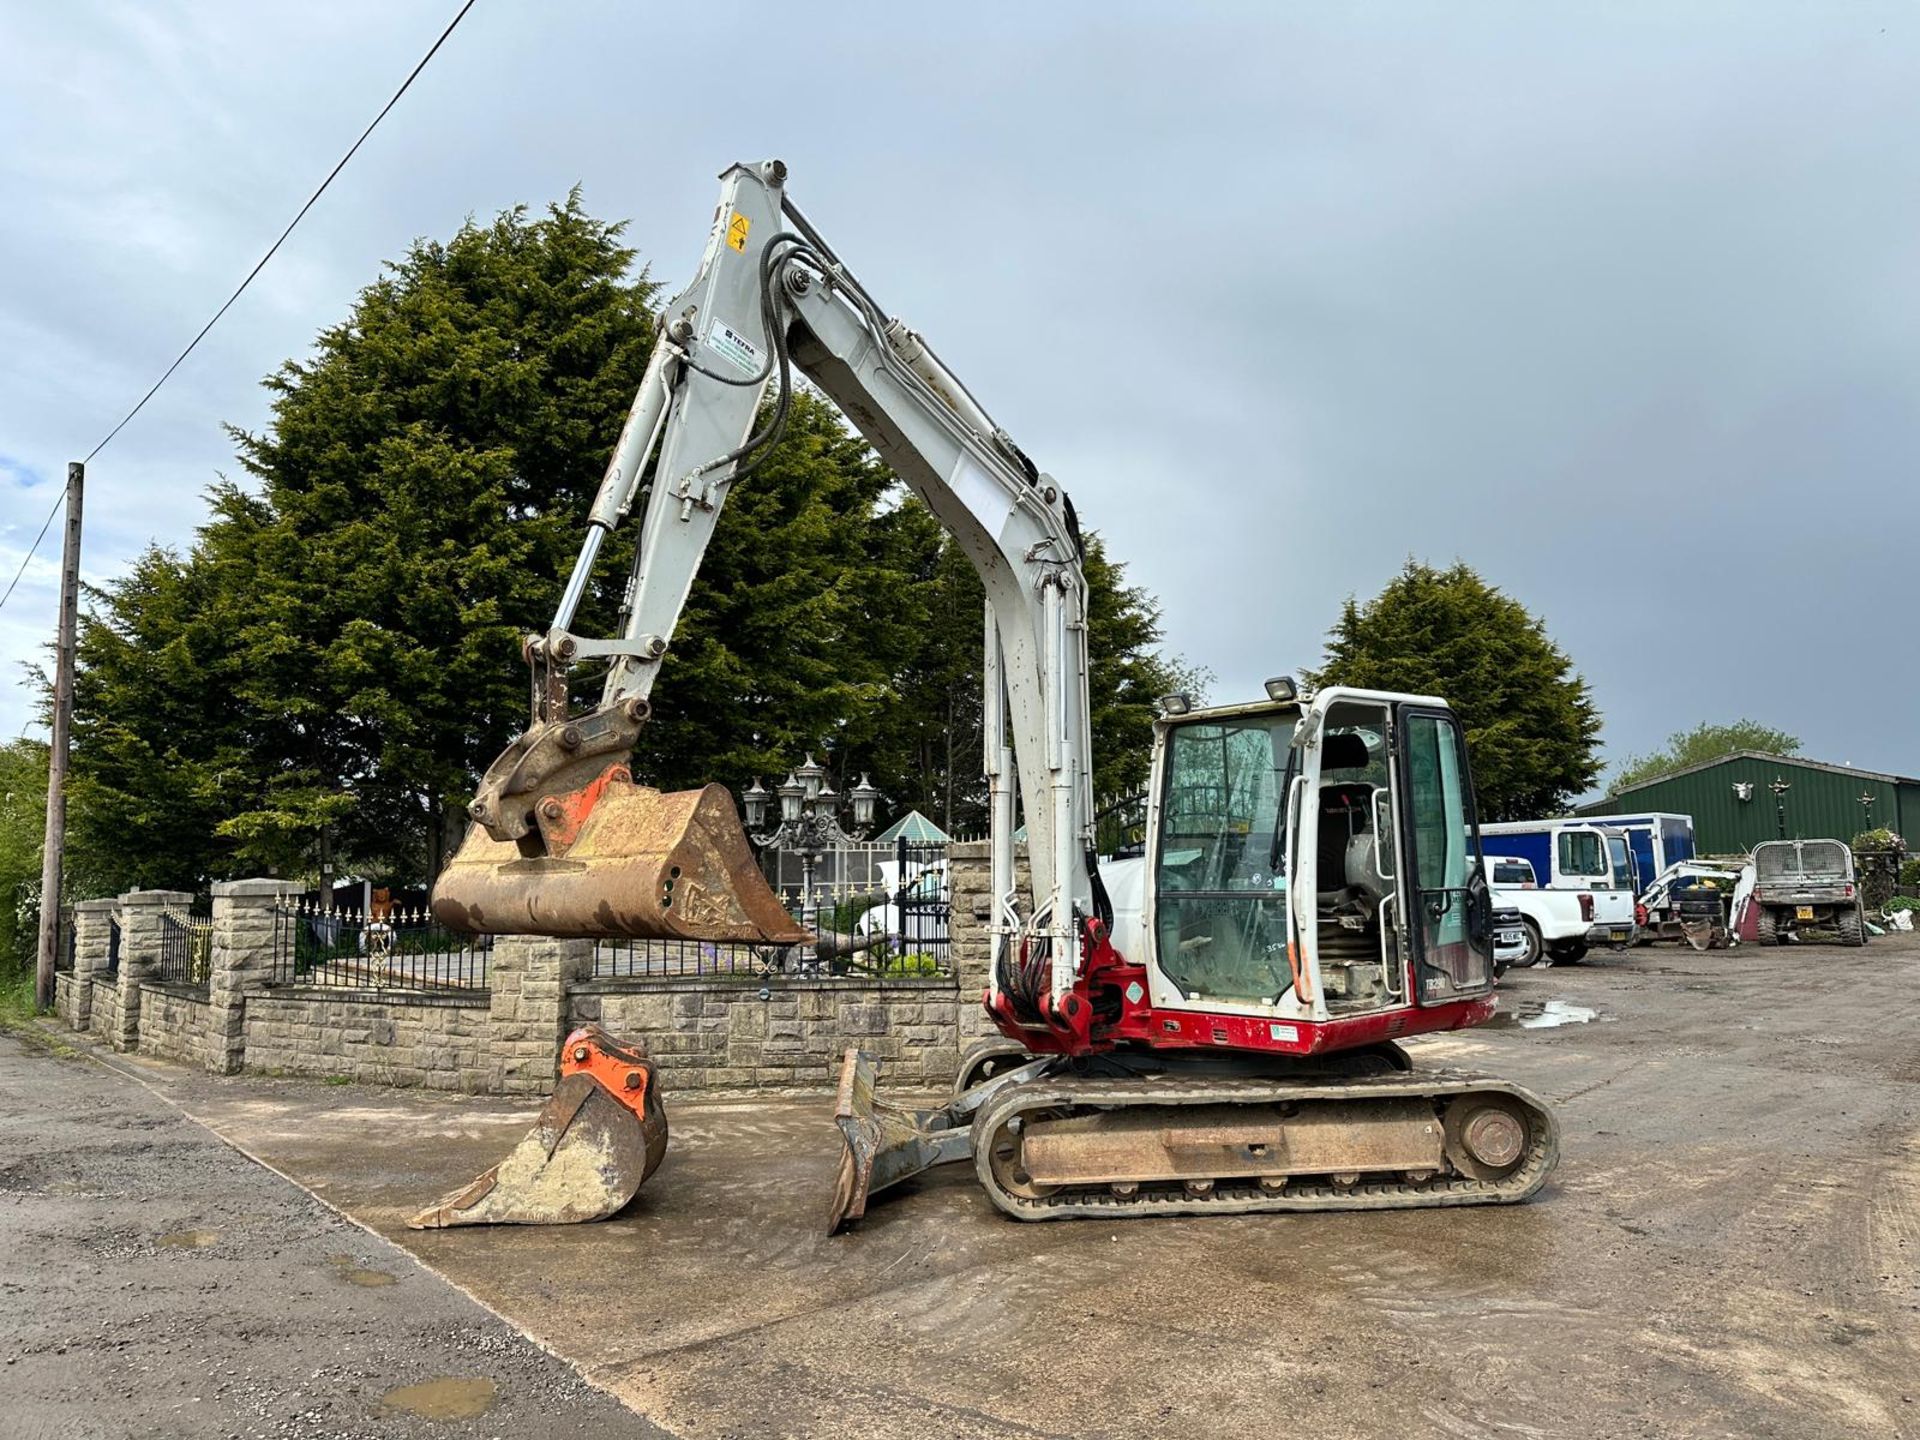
left=1768, top=776, right=1791, bottom=840
left=742, top=758, right=881, bottom=933
left=796, top=753, right=826, bottom=802
left=1859, top=790, right=1876, bottom=830
left=850, top=775, right=881, bottom=832
left=742, top=778, right=770, bottom=832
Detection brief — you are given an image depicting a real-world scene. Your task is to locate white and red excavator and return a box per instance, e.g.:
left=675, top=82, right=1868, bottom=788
left=413, top=160, right=1559, bottom=1233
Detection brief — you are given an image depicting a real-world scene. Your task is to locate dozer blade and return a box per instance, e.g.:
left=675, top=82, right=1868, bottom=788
left=431, top=773, right=807, bottom=943
left=826, top=1047, right=1050, bottom=1235
left=410, top=1026, right=668, bottom=1229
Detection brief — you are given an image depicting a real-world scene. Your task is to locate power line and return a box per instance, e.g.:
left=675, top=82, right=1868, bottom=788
left=0, top=490, right=66, bottom=615
left=85, top=0, right=479, bottom=466
left=0, top=0, right=478, bottom=623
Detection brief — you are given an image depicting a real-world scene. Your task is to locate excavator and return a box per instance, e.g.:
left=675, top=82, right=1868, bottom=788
left=415, top=159, right=1560, bottom=1233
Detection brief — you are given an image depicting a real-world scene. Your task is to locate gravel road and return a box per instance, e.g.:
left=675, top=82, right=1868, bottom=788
left=0, top=1031, right=663, bottom=1440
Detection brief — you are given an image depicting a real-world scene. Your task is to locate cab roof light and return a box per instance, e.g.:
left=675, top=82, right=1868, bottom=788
left=1264, top=675, right=1298, bottom=703
left=1157, top=693, right=1192, bottom=716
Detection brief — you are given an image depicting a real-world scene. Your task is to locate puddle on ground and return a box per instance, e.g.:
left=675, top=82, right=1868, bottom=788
left=1488, top=999, right=1600, bottom=1030
left=380, top=1377, right=497, bottom=1420
left=156, top=1228, right=219, bottom=1249
left=327, top=1253, right=398, bottom=1287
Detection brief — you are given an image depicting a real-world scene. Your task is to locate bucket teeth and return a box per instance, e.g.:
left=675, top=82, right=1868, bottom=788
left=430, top=776, right=807, bottom=944
left=409, top=1027, right=668, bottom=1228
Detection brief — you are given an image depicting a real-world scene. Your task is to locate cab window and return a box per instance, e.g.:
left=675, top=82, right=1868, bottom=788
left=1557, top=830, right=1607, bottom=878
left=1606, top=835, right=1634, bottom=891
left=1154, top=712, right=1296, bottom=1003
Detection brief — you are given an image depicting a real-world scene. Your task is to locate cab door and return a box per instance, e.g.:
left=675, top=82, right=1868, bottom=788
left=1395, top=706, right=1495, bottom=1002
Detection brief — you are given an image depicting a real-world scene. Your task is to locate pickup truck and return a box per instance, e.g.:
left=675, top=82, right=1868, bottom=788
left=1482, top=836, right=1638, bottom=967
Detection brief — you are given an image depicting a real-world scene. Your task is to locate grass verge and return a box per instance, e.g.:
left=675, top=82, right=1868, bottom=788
left=0, top=972, right=83, bottom=1057
left=0, top=972, right=37, bottom=1032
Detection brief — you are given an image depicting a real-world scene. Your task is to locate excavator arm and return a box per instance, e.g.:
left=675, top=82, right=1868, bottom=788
left=433, top=159, right=1098, bottom=1010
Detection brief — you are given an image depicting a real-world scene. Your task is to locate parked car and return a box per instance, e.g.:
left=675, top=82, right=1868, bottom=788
left=1750, top=839, right=1865, bottom=947
left=854, top=859, right=951, bottom=949
left=1481, top=834, right=1637, bottom=967
left=1493, top=905, right=1528, bottom=975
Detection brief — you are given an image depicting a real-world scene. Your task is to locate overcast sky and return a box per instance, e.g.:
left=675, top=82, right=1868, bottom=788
left=4, top=1, right=1917, bottom=790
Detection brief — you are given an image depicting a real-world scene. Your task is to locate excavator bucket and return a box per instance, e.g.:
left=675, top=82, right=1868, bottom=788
left=431, top=772, right=807, bottom=944
left=826, top=1048, right=1047, bottom=1234
left=410, top=1026, right=669, bottom=1229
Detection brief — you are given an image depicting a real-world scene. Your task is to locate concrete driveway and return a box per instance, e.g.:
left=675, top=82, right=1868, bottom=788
left=0, top=1031, right=664, bottom=1440
left=24, top=936, right=1920, bottom=1439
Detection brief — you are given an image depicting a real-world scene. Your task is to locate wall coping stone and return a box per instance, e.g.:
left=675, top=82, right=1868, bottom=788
left=213, top=878, right=304, bottom=899
left=140, top=980, right=211, bottom=1002
left=253, top=985, right=492, bottom=1008
left=572, top=976, right=959, bottom=997
left=123, top=889, right=194, bottom=908
left=73, top=898, right=121, bottom=914
left=948, top=840, right=1030, bottom=859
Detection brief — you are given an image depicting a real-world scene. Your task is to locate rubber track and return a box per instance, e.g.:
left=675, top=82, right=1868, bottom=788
left=970, top=1070, right=1560, bottom=1222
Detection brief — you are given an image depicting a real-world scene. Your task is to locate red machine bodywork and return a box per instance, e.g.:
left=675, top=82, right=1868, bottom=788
left=984, top=919, right=1496, bottom=1062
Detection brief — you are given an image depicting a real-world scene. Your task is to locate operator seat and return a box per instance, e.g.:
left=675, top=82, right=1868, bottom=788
left=1315, top=732, right=1374, bottom=895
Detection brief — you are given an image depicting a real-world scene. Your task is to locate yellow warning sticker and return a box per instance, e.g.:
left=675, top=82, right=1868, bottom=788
left=726, top=211, right=750, bottom=252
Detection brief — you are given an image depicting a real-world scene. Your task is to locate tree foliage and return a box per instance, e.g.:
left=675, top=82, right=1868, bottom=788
left=0, top=740, right=49, bottom=974
left=872, top=524, right=1198, bottom=835
left=1611, top=720, right=1801, bottom=793
left=65, top=193, right=1197, bottom=886
left=1851, top=827, right=1904, bottom=911
left=1306, top=561, right=1602, bottom=822
left=74, top=195, right=659, bottom=887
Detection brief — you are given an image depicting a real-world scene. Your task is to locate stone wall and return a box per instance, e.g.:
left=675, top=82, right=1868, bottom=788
left=89, top=982, right=120, bottom=1043
left=947, top=840, right=1028, bottom=1042
left=137, top=984, right=213, bottom=1069
left=73, top=868, right=995, bottom=1097
left=242, top=991, right=492, bottom=1091
left=54, top=973, right=82, bottom=1027
left=571, top=978, right=961, bottom=1091
left=67, top=899, right=117, bottom=1033
left=486, top=936, right=591, bottom=1097
left=206, top=878, right=300, bottom=1075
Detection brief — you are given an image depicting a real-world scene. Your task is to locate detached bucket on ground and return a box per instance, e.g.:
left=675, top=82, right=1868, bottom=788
left=410, top=1026, right=669, bottom=1229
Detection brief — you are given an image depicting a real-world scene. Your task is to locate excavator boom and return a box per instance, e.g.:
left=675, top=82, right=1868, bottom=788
left=432, top=158, right=1094, bottom=975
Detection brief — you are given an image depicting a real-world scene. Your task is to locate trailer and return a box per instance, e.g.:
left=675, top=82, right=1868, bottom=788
left=1569, top=813, right=1696, bottom=897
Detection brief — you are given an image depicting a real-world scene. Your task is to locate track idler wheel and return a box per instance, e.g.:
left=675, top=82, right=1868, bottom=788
left=1441, top=1093, right=1530, bottom=1182
left=409, top=1025, right=668, bottom=1228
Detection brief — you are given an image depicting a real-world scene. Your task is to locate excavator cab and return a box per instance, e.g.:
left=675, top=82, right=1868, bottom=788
left=1145, top=688, right=1495, bottom=1022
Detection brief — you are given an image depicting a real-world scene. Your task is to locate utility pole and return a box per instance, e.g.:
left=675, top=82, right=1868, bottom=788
left=34, top=462, right=84, bottom=1011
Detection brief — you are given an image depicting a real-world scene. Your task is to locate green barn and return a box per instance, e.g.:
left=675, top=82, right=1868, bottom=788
left=1578, top=751, right=1920, bottom=856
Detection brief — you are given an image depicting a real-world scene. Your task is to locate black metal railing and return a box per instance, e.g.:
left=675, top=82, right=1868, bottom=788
left=106, top=914, right=121, bottom=977
left=1096, top=785, right=1150, bottom=858
left=156, top=905, right=212, bottom=989
left=592, top=838, right=952, bottom=982
left=270, top=901, right=491, bottom=993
